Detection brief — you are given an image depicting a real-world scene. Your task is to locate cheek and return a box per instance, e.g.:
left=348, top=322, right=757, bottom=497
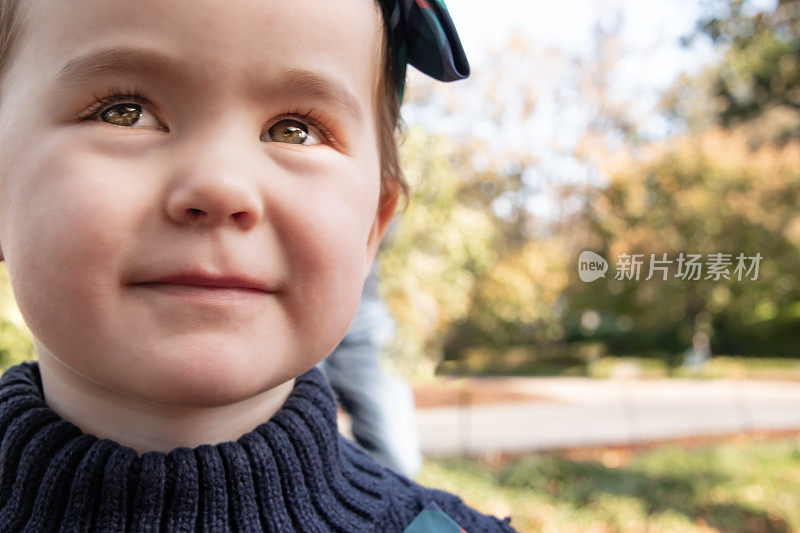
left=3, top=142, right=141, bottom=339
left=273, top=157, right=380, bottom=342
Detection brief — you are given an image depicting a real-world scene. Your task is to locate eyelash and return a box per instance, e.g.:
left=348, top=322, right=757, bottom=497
left=78, top=88, right=339, bottom=147
left=78, top=88, right=151, bottom=123
left=271, top=106, right=338, bottom=147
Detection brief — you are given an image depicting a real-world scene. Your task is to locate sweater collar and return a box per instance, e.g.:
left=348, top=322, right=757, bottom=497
left=0, top=361, right=391, bottom=531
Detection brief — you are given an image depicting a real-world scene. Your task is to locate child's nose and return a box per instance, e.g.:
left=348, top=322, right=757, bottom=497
left=164, top=129, right=266, bottom=230
left=165, top=173, right=264, bottom=230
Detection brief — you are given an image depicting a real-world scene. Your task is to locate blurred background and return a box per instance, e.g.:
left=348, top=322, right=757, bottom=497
left=2, top=0, right=799, bottom=530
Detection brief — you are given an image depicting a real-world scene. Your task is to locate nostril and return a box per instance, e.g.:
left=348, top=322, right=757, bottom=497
left=232, top=211, right=247, bottom=221
left=187, top=208, right=205, bottom=217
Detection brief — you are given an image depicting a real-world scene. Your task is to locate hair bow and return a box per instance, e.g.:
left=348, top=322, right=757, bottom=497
left=377, top=0, right=470, bottom=102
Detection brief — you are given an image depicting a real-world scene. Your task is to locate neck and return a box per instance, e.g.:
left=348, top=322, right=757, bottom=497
left=36, top=350, right=294, bottom=456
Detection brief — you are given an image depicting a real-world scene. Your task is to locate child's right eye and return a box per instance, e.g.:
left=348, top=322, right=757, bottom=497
left=79, top=92, right=166, bottom=131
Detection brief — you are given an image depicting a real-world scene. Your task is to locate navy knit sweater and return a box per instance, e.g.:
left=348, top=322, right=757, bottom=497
left=0, top=361, right=515, bottom=532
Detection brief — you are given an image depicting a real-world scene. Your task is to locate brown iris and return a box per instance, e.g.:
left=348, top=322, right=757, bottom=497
left=101, top=104, right=142, bottom=127
left=269, top=119, right=309, bottom=144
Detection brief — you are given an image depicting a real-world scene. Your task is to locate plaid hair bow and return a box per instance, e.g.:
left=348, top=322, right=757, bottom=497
left=377, top=0, right=470, bottom=102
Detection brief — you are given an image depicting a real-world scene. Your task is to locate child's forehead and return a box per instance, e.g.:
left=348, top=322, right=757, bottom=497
left=14, top=0, right=384, bottom=100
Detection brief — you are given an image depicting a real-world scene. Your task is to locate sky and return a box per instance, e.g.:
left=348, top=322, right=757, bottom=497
left=446, top=0, right=781, bottom=91
left=448, top=0, right=717, bottom=81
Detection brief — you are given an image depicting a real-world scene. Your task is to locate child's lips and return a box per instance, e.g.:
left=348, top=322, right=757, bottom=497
left=134, top=282, right=269, bottom=303
left=143, top=272, right=272, bottom=292
left=130, top=271, right=276, bottom=304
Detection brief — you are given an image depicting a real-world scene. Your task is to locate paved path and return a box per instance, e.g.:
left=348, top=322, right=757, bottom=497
left=411, top=378, right=800, bottom=455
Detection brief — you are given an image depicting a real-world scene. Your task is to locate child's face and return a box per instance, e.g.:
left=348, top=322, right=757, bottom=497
left=0, top=0, right=395, bottom=405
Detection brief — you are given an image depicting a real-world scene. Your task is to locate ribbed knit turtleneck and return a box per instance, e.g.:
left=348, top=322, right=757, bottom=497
left=0, top=361, right=515, bottom=532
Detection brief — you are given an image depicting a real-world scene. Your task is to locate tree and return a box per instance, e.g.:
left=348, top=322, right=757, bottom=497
left=668, top=0, right=800, bottom=145
left=564, top=127, right=800, bottom=357
left=380, top=127, right=501, bottom=377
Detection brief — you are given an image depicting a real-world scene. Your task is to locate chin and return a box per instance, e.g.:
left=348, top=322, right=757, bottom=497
left=123, top=342, right=295, bottom=408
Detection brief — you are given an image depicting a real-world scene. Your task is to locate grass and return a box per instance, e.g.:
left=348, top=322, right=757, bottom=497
left=417, top=436, right=800, bottom=532
left=437, top=351, right=800, bottom=381
left=588, top=356, right=800, bottom=380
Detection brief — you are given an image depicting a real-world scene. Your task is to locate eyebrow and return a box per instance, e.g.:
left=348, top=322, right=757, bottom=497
left=56, top=47, right=176, bottom=86
left=56, top=47, right=365, bottom=126
left=278, top=69, right=364, bottom=126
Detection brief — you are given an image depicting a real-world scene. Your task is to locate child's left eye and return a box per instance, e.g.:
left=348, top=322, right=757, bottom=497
left=264, top=118, right=323, bottom=145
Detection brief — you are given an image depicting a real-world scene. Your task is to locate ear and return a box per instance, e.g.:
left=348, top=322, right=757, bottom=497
left=363, top=185, right=400, bottom=281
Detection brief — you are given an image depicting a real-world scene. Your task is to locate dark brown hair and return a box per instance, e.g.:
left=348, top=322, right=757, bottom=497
left=372, top=0, right=409, bottom=209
